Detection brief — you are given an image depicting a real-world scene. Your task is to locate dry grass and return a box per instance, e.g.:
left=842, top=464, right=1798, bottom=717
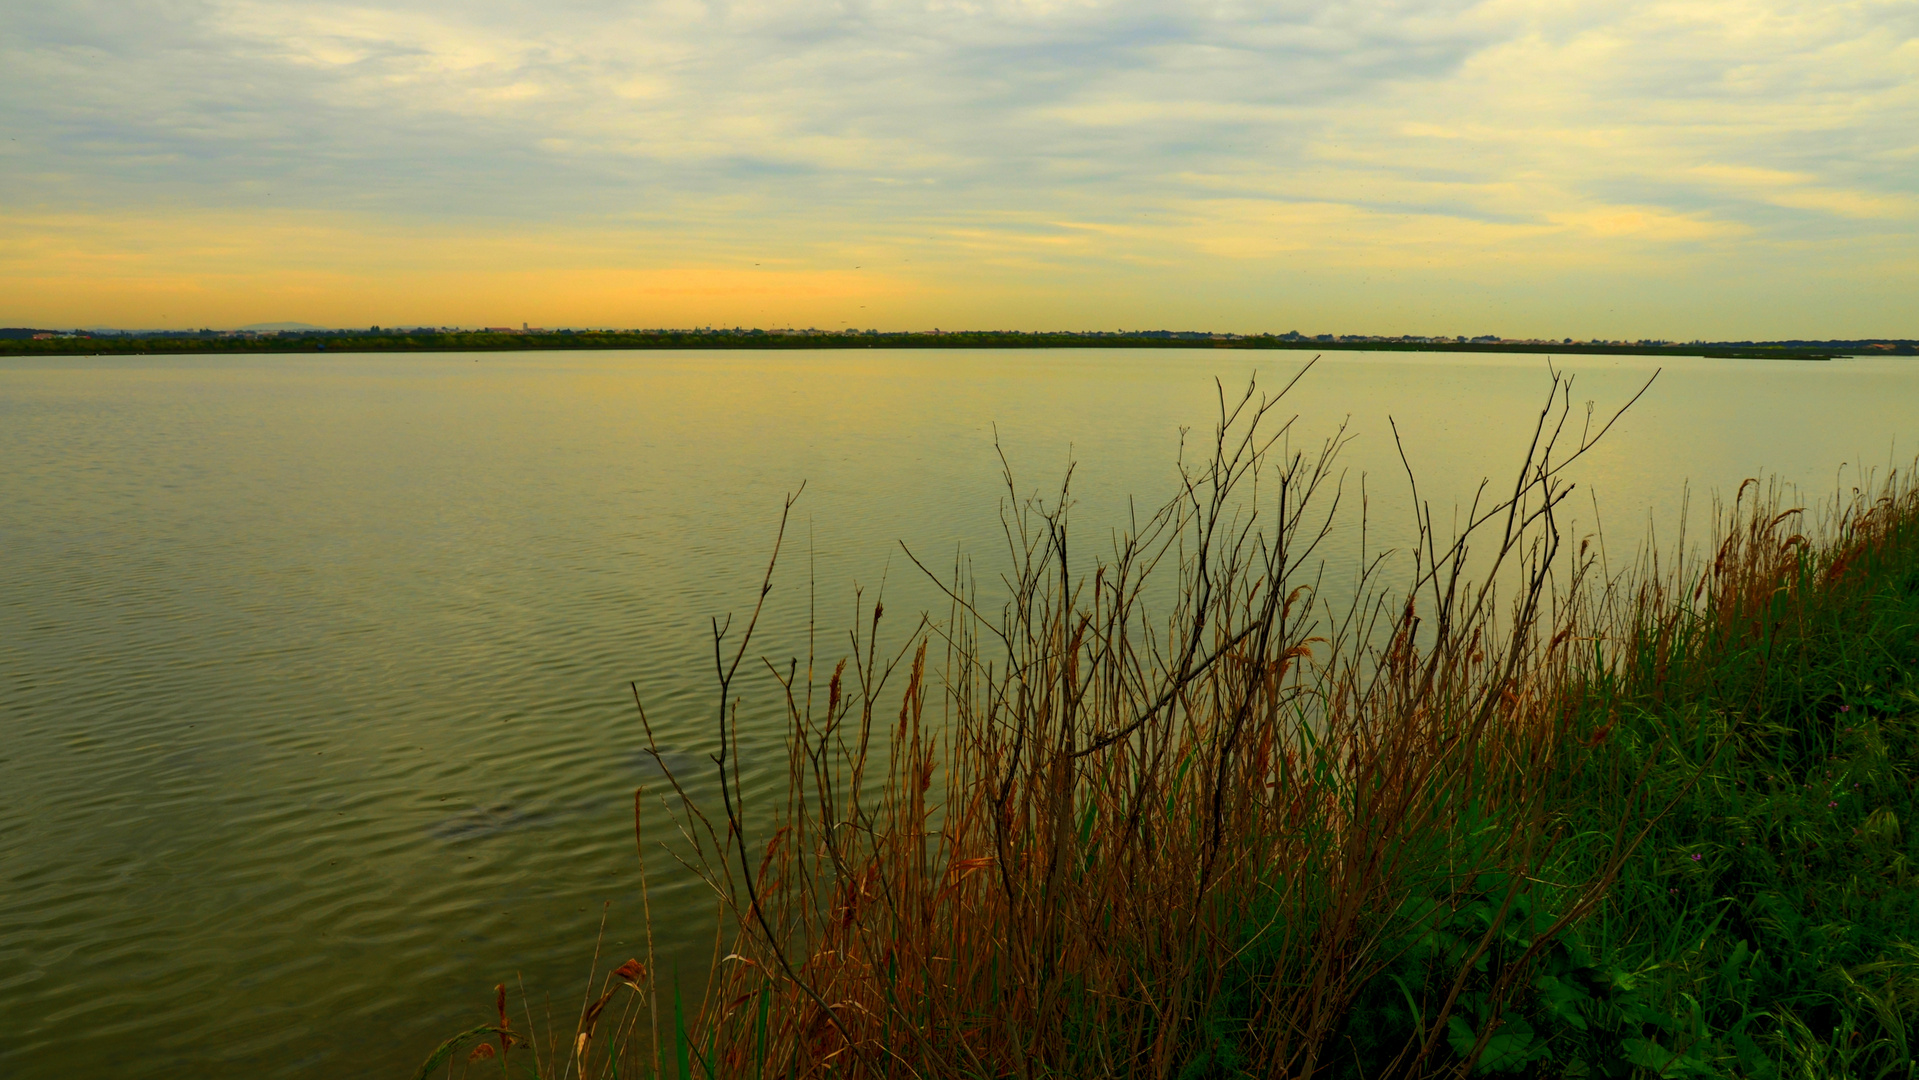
left=607, top=367, right=1648, bottom=1079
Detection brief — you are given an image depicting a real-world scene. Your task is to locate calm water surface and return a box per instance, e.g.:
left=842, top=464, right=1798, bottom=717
left=2, top=348, right=1913, bottom=1078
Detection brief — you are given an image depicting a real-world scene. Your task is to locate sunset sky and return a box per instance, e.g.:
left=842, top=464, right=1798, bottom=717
left=3, top=0, right=1914, bottom=337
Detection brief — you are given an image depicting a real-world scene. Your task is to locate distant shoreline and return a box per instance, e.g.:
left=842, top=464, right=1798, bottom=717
left=3, top=329, right=1911, bottom=361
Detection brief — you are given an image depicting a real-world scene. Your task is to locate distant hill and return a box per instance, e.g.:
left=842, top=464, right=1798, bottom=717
left=0, top=327, right=54, bottom=339
left=237, top=321, right=327, bottom=332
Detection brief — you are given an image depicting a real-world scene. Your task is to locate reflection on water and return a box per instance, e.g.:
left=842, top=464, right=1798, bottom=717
left=1, top=348, right=1912, bottom=1078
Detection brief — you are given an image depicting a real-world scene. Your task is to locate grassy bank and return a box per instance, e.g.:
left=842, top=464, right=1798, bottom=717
left=424, top=372, right=1919, bottom=1079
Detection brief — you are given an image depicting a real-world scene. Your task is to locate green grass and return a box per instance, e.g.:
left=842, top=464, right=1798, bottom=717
left=1323, top=483, right=1919, bottom=1079
left=1543, top=494, right=1919, bottom=1078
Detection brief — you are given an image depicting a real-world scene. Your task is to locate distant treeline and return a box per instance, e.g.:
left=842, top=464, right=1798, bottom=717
left=4, top=327, right=1915, bottom=360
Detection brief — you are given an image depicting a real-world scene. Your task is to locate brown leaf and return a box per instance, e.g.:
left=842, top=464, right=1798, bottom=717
left=576, top=987, right=619, bottom=1054
left=468, top=1043, right=497, bottom=1062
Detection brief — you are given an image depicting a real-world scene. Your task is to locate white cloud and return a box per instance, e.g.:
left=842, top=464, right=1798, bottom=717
left=1, top=0, right=1914, bottom=331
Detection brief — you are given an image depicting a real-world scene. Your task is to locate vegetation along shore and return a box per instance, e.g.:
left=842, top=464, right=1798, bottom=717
left=6, top=328, right=1915, bottom=361
left=421, top=369, right=1919, bottom=1079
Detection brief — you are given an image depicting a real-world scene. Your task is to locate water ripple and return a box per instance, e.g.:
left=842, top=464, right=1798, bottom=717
left=3, top=348, right=1912, bottom=1078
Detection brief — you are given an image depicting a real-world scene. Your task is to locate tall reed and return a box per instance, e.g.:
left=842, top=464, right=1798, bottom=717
left=616, top=366, right=1659, bottom=1079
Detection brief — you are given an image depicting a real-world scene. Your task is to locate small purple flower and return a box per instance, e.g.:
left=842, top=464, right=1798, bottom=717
left=1691, top=853, right=1702, bottom=861
left=1829, top=801, right=1838, bottom=807
left=1842, top=705, right=1852, bottom=713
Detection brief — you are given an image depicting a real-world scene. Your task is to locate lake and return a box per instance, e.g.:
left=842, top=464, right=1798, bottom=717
left=2, top=347, right=1913, bottom=1078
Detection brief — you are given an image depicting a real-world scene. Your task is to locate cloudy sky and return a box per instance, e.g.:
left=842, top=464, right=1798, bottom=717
left=2, top=0, right=1914, bottom=335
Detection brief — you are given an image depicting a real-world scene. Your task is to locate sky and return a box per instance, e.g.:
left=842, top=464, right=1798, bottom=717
left=2, top=0, right=1915, bottom=337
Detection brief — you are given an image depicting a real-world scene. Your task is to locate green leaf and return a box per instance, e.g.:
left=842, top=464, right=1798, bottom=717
left=1419, top=927, right=1469, bottom=965
left=1730, top=1032, right=1777, bottom=1080
left=1448, top=1013, right=1545, bottom=1073
left=1447, top=1015, right=1478, bottom=1061
left=1536, top=973, right=1592, bottom=1031
left=1621, top=1037, right=1720, bottom=1078
left=1721, top=940, right=1751, bottom=986
left=674, top=976, right=693, bottom=1080
left=1480, top=1014, right=1543, bottom=1073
